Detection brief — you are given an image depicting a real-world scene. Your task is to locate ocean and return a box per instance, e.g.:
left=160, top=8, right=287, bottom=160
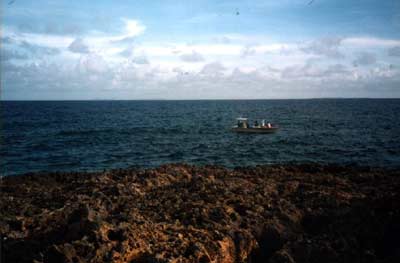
left=2, top=99, right=400, bottom=175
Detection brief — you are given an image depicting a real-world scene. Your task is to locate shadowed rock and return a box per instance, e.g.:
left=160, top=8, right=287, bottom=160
left=1, top=164, right=399, bottom=262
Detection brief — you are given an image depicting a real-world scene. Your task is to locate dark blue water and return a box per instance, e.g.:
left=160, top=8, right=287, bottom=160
left=2, top=99, right=400, bottom=175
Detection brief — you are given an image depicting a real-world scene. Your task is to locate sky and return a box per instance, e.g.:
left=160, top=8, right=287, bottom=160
left=1, top=0, right=400, bottom=100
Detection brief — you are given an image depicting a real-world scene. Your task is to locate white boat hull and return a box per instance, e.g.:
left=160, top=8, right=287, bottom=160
left=231, top=127, right=279, bottom=133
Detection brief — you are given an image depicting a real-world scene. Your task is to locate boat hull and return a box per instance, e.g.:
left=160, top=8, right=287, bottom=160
left=231, top=127, right=279, bottom=133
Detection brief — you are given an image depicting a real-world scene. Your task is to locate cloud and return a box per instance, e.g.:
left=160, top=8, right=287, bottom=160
left=3, top=17, right=400, bottom=100
left=280, top=62, right=352, bottom=80
left=118, top=46, right=149, bottom=64
left=112, top=36, right=136, bottom=45
left=3, top=56, right=400, bottom=100
left=171, top=47, right=182, bottom=54
left=123, top=19, right=146, bottom=37
left=78, top=54, right=109, bottom=74
left=301, top=37, right=344, bottom=58
left=388, top=46, right=400, bottom=57
left=200, top=62, right=225, bottom=76
left=240, top=46, right=256, bottom=57
left=1, top=37, right=60, bottom=60
left=1, top=49, right=29, bottom=61
left=8, top=32, right=74, bottom=49
left=324, top=64, right=349, bottom=76
left=343, top=37, right=400, bottom=48
left=19, top=40, right=60, bottom=56
left=281, top=63, right=319, bottom=79
left=119, top=46, right=133, bottom=57
left=1, top=36, right=16, bottom=44
left=353, top=52, right=377, bottom=67
left=132, top=54, right=149, bottom=64
left=180, top=50, right=205, bottom=62
left=108, top=19, right=145, bottom=45
left=212, top=36, right=233, bottom=44
left=68, top=38, right=90, bottom=54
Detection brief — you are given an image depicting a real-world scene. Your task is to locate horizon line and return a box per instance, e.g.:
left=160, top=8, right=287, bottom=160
left=1, top=97, right=400, bottom=102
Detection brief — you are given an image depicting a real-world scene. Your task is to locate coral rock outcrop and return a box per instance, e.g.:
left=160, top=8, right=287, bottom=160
left=1, top=164, right=399, bottom=262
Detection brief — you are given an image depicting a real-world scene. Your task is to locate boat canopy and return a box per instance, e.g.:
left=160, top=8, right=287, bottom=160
left=236, top=117, right=248, bottom=121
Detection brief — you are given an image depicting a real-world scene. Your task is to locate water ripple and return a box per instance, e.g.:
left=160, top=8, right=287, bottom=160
left=2, top=99, right=400, bottom=175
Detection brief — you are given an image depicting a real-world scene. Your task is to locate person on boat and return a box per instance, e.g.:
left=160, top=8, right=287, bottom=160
left=261, top=120, right=265, bottom=127
left=267, top=122, right=272, bottom=128
left=254, top=120, right=259, bottom=127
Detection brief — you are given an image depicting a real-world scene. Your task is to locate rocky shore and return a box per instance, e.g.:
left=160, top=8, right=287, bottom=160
left=1, top=164, right=400, bottom=263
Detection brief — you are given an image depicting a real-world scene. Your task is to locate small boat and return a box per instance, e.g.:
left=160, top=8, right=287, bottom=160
left=231, top=117, right=279, bottom=134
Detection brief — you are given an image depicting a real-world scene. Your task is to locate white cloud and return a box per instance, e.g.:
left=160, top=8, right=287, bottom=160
left=200, top=62, right=226, bottom=76
left=122, top=19, right=146, bottom=37
left=353, top=52, right=377, bottom=67
left=138, top=44, right=242, bottom=57
left=108, top=19, right=146, bottom=45
left=240, top=46, right=256, bottom=57
left=343, top=37, right=400, bottom=48
left=3, top=19, right=400, bottom=99
left=118, top=46, right=134, bottom=57
left=77, top=54, right=109, bottom=74
left=180, top=50, right=205, bottom=62
left=280, top=63, right=353, bottom=80
left=16, top=33, right=74, bottom=49
left=4, top=55, right=400, bottom=99
left=300, top=37, right=344, bottom=58
left=132, top=54, right=149, bottom=64
left=19, top=41, right=60, bottom=56
left=68, top=38, right=90, bottom=54
left=212, top=36, right=233, bottom=44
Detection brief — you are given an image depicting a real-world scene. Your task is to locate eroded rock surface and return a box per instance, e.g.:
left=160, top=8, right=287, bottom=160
left=1, top=164, right=399, bottom=262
